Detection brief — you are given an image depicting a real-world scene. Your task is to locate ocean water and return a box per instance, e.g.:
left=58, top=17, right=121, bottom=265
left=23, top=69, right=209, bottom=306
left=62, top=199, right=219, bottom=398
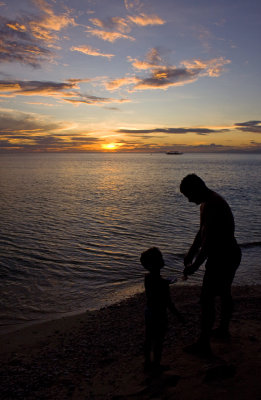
left=0, top=153, right=261, bottom=332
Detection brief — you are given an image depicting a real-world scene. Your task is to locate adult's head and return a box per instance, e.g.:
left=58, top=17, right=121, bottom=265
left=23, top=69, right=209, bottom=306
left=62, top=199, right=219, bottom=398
left=180, top=174, right=208, bottom=205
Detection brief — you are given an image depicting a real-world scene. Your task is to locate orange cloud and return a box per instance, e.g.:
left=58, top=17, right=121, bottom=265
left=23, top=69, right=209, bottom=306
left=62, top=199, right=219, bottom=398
left=128, top=48, right=165, bottom=70
left=0, top=0, right=76, bottom=67
left=0, top=110, right=102, bottom=152
left=86, top=28, right=135, bottom=42
left=124, top=0, right=142, bottom=12
left=182, top=57, right=231, bottom=77
left=0, top=18, right=53, bottom=67
left=0, top=79, right=130, bottom=106
left=128, top=58, right=159, bottom=70
left=71, top=45, right=114, bottom=59
left=30, top=0, right=76, bottom=42
left=105, top=77, right=138, bottom=91
left=128, top=13, right=165, bottom=26
left=87, top=11, right=165, bottom=44
left=128, top=56, right=232, bottom=91
left=90, top=17, right=131, bottom=33
left=64, top=95, right=130, bottom=106
left=6, top=22, right=27, bottom=32
left=0, top=80, right=78, bottom=98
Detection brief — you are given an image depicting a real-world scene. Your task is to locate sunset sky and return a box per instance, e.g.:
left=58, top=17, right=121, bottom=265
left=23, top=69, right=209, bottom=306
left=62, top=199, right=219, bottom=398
left=0, top=0, right=261, bottom=152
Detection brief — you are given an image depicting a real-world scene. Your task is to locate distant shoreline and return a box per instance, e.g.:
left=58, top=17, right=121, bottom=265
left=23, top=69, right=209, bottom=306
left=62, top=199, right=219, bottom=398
left=1, top=151, right=261, bottom=154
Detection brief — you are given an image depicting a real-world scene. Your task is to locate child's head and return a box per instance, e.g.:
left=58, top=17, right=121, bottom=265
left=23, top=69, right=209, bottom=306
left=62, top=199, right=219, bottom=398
left=140, top=247, right=164, bottom=272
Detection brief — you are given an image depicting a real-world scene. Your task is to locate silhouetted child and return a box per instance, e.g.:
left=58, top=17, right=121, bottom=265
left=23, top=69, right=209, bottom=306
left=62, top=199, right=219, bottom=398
left=140, top=247, right=183, bottom=373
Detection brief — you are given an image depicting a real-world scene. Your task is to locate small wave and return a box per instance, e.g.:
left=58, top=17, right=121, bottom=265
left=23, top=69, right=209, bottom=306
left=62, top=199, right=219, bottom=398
left=239, top=241, right=261, bottom=248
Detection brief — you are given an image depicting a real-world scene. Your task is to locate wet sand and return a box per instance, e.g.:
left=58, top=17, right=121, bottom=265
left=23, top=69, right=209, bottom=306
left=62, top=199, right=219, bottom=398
left=0, top=285, right=260, bottom=399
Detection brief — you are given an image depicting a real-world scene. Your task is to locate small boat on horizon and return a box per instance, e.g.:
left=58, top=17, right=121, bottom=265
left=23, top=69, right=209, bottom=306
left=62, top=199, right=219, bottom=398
left=166, top=151, right=183, bottom=155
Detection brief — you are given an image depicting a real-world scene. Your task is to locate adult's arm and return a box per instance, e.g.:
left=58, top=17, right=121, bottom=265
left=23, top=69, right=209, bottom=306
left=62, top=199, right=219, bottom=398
left=184, top=229, right=201, bottom=267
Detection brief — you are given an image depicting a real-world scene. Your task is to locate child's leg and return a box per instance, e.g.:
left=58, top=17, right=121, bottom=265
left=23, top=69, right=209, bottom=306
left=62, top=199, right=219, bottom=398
left=144, top=323, right=152, bottom=366
left=153, top=325, right=166, bottom=367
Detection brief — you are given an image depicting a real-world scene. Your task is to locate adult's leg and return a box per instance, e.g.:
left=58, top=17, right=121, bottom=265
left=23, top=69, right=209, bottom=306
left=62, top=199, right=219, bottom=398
left=219, top=246, right=241, bottom=335
left=219, top=286, right=233, bottom=335
left=200, top=272, right=216, bottom=344
left=183, top=270, right=215, bottom=356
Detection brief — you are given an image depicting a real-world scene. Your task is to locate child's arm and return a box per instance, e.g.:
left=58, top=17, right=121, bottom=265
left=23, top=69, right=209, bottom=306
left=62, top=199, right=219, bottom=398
left=166, top=286, right=185, bottom=322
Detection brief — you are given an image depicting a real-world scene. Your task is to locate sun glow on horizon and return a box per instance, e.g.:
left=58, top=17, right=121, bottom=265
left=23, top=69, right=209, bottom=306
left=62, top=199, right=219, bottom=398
left=101, top=143, right=119, bottom=150
left=0, top=1, right=260, bottom=153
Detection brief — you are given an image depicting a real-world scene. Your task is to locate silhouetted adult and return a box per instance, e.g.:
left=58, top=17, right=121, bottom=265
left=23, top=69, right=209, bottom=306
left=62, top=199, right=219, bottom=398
left=180, top=174, right=241, bottom=356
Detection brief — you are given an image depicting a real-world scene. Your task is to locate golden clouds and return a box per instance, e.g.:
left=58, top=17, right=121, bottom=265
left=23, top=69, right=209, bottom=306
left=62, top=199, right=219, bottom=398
left=86, top=28, right=135, bottom=43
left=104, top=53, right=231, bottom=92
left=86, top=11, right=165, bottom=42
left=0, top=79, right=130, bottom=106
left=128, top=13, right=165, bottom=26
left=105, top=77, right=138, bottom=91
left=182, top=57, right=231, bottom=77
left=71, top=45, right=114, bottom=59
left=0, top=109, right=101, bottom=152
left=30, top=0, right=76, bottom=42
left=0, top=0, right=76, bottom=67
left=6, top=22, right=26, bottom=32
left=90, top=17, right=131, bottom=33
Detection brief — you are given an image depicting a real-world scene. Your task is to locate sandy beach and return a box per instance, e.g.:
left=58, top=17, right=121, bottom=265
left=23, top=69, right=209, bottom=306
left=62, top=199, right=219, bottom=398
left=0, top=285, right=260, bottom=399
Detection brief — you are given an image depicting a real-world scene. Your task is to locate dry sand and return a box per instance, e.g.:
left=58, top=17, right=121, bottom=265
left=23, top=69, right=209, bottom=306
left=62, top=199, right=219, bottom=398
left=0, top=285, right=260, bottom=399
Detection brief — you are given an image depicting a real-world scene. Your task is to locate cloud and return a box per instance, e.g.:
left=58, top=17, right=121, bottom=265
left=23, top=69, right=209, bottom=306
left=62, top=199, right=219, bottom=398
left=0, top=109, right=101, bottom=151
left=86, top=28, right=135, bottom=42
left=181, top=57, right=231, bottom=77
left=235, top=121, right=261, bottom=133
left=0, top=79, right=78, bottom=97
left=103, top=54, right=231, bottom=93
left=89, top=17, right=131, bottom=33
left=113, top=56, right=231, bottom=91
left=0, top=79, right=130, bottom=106
left=25, top=101, right=58, bottom=107
left=71, top=45, right=114, bottom=59
left=128, top=48, right=164, bottom=70
left=117, top=127, right=229, bottom=135
left=134, top=57, right=231, bottom=90
left=0, top=110, right=63, bottom=134
left=128, top=13, right=165, bottom=26
left=63, top=94, right=130, bottom=105
left=87, top=11, right=165, bottom=42
left=0, top=0, right=76, bottom=67
left=66, top=78, right=92, bottom=84
left=29, top=0, right=76, bottom=43
left=124, top=0, right=142, bottom=12
left=133, top=67, right=200, bottom=90
left=0, top=134, right=100, bottom=151
left=105, top=77, right=138, bottom=91
left=90, top=12, right=165, bottom=33
left=0, top=16, right=52, bottom=67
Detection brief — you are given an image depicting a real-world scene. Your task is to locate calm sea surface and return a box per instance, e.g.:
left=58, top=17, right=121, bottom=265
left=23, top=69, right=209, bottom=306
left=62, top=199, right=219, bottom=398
left=0, top=153, right=261, bottom=332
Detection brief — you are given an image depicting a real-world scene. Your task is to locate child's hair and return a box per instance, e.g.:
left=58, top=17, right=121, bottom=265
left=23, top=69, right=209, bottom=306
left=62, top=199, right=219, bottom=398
left=140, top=247, right=164, bottom=272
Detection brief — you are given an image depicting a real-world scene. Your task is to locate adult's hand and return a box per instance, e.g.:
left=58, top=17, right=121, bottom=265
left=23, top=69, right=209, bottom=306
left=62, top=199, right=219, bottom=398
left=183, top=263, right=198, bottom=276
left=184, top=253, right=193, bottom=267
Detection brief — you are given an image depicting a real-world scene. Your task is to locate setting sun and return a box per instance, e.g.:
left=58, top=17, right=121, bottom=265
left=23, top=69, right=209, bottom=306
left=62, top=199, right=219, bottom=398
left=101, top=143, right=118, bottom=150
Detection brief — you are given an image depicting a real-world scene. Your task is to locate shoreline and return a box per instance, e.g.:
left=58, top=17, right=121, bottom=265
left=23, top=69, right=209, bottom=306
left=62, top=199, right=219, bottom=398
left=1, top=246, right=260, bottom=337
left=1, top=284, right=260, bottom=399
left=1, top=276, right=258, bottom=337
